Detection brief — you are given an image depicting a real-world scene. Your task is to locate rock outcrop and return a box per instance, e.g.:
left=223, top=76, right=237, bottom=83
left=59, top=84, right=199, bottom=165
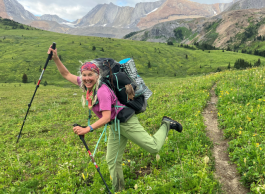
left=0, top=0, right=9, bottom=18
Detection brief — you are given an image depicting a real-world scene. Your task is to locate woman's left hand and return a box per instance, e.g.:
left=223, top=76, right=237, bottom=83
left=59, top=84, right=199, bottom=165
left=73, top=126, right=90, bottom=135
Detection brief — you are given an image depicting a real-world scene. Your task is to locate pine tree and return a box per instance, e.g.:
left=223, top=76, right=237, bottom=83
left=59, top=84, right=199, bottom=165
left=22, top=73, right=28, bottom=83
left=228, top=62, right=231, bottom=69
left=148, top=61, right=151, bottom=68
left=92, top=46, right=96, bottom=51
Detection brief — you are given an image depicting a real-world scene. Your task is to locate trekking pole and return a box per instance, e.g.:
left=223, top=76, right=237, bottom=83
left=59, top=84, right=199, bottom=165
left=16, top=42, right=56, bottom=143
left=73, top=124, right=112, bottom=194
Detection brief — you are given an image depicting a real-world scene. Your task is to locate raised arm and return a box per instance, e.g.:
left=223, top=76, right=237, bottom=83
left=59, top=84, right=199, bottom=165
left=48, top=45, right=78, bottom=86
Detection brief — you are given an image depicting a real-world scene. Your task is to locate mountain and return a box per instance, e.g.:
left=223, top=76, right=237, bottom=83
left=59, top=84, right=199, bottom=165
left=2, top=0, right=265, bottom=39
left=38, top=14, right=68, bottom=24
left=76, top=0, right=166, bottom=28
left=225, top=0, right=265, bottom=12
left=125, top=7, right=265, bottom=50
left=0, top=0, right=36, bottom=22
left=136, top=0, right=232, bottom=29
left=76, top=3, right=134, bottom=28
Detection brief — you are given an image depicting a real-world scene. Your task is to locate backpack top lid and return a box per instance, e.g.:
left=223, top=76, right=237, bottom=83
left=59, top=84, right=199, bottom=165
left=91, top=58, right=120, bottom=78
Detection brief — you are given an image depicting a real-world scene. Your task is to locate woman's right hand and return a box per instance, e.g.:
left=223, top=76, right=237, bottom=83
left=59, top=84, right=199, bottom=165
left=47, top=45, right=59, bottom=61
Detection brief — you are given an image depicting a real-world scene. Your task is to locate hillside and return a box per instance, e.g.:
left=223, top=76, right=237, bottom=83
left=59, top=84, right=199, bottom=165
left=136, top=0, right=231, bottom=29
left=125, top=8, right=265, bottom=51
left=2, top=65, right=265, bottom=193
left=0, top=17, right=264, bottom=85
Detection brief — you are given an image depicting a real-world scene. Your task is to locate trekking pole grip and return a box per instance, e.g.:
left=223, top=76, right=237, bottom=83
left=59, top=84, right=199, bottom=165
left=49, top=42, right=56, bottom=60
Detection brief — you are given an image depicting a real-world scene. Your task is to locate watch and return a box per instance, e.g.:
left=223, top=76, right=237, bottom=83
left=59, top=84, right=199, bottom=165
left=89, top=125, right=94, bottom=132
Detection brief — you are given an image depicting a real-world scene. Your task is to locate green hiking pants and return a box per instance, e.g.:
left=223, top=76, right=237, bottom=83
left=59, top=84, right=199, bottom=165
left=106, top=115, right=170, bottom=192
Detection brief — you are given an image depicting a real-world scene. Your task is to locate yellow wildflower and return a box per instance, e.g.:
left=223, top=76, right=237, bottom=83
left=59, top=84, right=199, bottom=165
left=122, top=163, right=125, bottom=166
left=256, top=143, right=260, bottom=147
left=128, top=160, right=131, bottom=163
left=82, top=173, right=85, bottom=180
left=247, top=116, right=251, bottom=122
left=260, top=148, right=262, bottom=151
left=239, top=131, right=242, bottom=135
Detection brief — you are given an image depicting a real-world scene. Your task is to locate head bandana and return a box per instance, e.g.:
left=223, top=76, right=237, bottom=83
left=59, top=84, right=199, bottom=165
left=81, top=62, right=100, bottom=75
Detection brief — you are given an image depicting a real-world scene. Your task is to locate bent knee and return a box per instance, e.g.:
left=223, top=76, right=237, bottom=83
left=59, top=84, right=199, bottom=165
left=148, top=147, right=159, bottom=154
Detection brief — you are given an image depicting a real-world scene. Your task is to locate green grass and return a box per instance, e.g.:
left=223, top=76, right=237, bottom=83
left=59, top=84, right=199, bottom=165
left=0, top=17, right=264, bottom=84
left=2, top=17, right=265, bottom=193
left=215, top=67, right=265, bottom=193
left=1, top=74, right=224, bottom=193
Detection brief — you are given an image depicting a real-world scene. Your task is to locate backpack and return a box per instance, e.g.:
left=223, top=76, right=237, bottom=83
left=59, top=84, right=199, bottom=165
left=92, top=57, right=152, bottom=115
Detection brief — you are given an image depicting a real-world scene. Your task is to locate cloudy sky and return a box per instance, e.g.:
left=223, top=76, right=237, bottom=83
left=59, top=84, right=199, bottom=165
left=17, top=0, right=233, bottom=21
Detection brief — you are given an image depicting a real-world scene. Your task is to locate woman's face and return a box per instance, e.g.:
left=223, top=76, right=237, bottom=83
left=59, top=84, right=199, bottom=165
left=82, top=70, right=99, bottom=90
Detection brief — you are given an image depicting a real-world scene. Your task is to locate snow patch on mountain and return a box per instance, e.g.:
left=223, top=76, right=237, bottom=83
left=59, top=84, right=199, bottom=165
left=146, top=8, right=158, bottom=15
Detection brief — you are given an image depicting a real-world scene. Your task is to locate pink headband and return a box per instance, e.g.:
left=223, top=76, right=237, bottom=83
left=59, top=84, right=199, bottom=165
left=81, top=62, right=100, bottom=74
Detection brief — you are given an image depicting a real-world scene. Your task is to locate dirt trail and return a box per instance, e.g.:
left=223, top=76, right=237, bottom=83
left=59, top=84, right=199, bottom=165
left=202, top=84, right=249, bottom=194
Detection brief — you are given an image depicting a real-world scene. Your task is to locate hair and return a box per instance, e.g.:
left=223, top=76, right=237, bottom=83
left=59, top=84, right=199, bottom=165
left=79, top=60, right=102, bottom=108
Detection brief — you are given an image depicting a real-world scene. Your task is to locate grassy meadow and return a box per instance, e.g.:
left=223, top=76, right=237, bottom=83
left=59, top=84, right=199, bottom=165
left=2, top=17, right=265, bottom=193
left=1, top=74, right=223, bottom=193
left=215, top=68, right=265, bottom=193
left=0, top=17, right=264, bottom=85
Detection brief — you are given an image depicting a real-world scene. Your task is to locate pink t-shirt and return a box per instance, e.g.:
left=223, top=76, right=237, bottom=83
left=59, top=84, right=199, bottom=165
left=77, top=77, right=124, bottom=120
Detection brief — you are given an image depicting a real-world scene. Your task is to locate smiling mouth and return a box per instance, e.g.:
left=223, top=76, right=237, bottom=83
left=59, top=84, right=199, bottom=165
left=84, top=81, right=92, bottom=84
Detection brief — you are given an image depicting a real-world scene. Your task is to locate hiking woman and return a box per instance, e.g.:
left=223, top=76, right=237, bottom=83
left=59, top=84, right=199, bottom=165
left=48, top=45, right=183, bottom=192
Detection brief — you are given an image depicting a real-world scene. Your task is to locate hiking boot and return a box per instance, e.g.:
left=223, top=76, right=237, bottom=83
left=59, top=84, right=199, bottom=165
left=162, top=116, right=182, bottom=132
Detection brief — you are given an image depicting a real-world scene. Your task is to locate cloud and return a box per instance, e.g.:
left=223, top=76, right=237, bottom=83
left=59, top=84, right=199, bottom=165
left=17, top=0, right=233, bottom=21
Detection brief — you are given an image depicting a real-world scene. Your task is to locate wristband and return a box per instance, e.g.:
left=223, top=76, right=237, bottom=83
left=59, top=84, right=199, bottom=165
left=89, top=125, right=94, bottom=132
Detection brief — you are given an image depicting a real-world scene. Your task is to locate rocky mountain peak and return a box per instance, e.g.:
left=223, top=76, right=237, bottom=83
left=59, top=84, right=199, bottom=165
left=0, top=0, right=36, bottom=22
left=39, top=14, right=68, bottom=24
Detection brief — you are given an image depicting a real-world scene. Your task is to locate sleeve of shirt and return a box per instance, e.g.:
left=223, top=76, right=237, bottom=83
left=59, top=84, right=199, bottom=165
left=77, top=76, right=81, bottom=87
left=97, top=86, right=112, bottom=111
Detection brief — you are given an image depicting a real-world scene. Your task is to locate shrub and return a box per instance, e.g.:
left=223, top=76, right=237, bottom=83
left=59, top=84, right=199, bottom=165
left=254, top=58, right=261, bottom=67
left=234, top=59, right=252, bottom=69
left=44, top=81, right=48, bottom=86
left=216, top=67, right=221, bottom=72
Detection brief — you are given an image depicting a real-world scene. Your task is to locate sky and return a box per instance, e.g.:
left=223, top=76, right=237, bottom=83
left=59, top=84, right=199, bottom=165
left=17, top=0, right=233, bottom=22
